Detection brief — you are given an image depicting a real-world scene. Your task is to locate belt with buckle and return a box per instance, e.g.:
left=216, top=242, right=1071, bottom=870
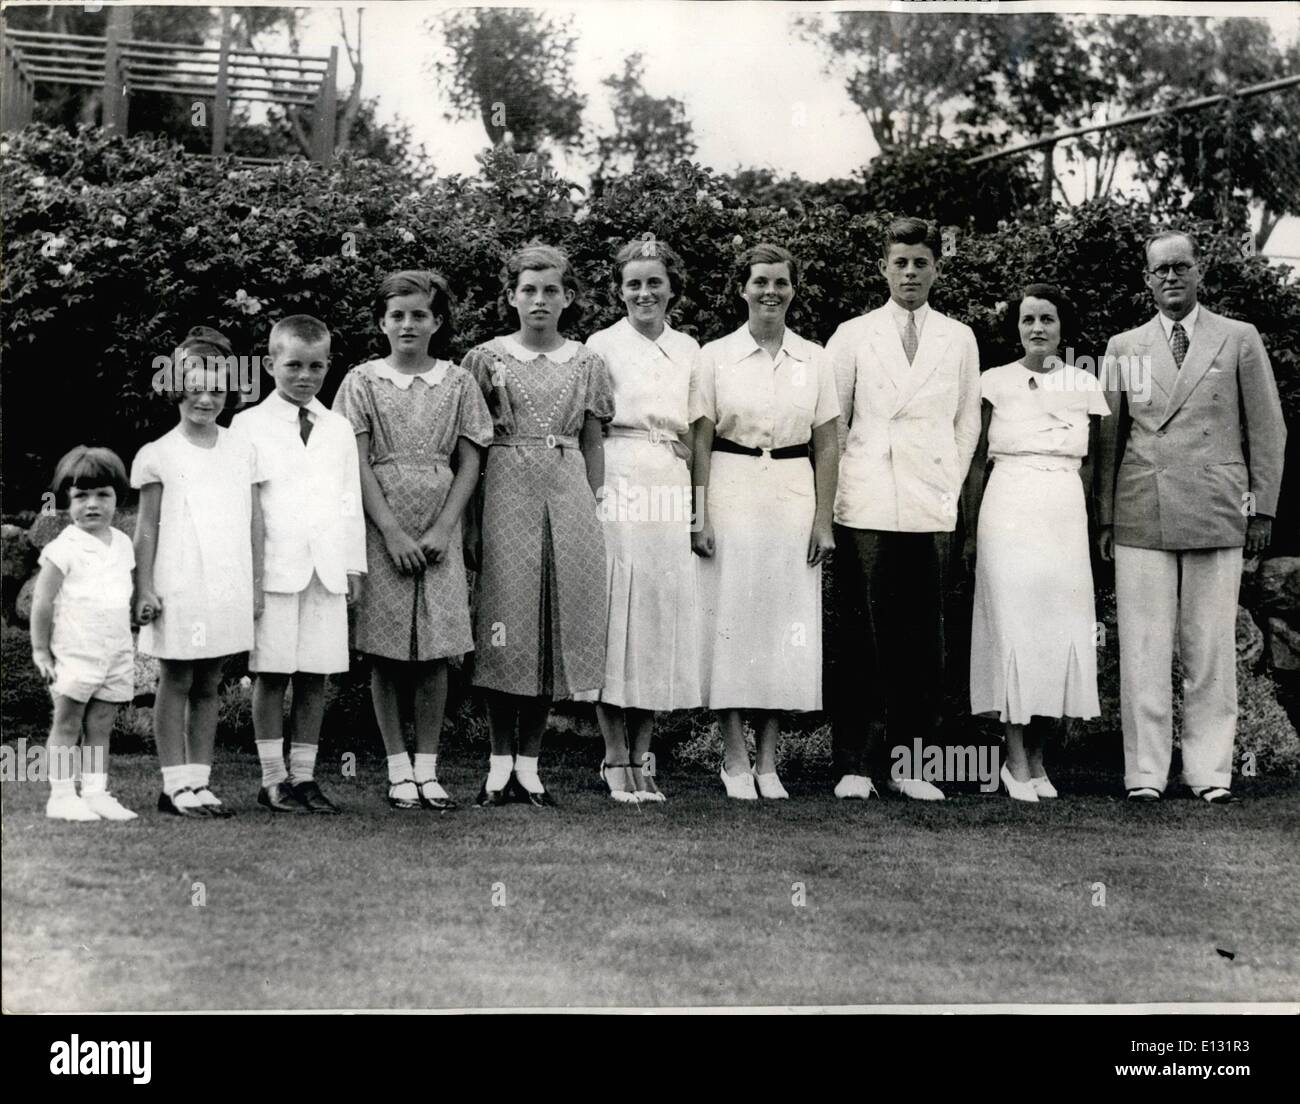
left=712, top=436, right=809, bottom=460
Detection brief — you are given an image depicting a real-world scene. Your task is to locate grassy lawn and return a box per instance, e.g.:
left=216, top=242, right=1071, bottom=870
left=3, top=750, right=1298, bottom=1010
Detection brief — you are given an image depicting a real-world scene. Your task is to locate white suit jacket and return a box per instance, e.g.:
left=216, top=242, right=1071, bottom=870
left=829, top=304, right=981, bottom=532
left=232, top=391, right=366, bottom=594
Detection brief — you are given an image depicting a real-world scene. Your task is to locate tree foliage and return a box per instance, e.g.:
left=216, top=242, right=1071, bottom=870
left=426, top=7, right=585, bottom=154
left=590, top=52, right=696, bottom=187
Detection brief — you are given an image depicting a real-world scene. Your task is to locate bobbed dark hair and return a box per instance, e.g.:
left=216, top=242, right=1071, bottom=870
left=373, top=270, right=455, bottom=358
left=51, top=445, right=129, bottom=505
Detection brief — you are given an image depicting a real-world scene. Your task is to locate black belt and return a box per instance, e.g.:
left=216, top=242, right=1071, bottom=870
left=712, top=436, right=809, bottom=460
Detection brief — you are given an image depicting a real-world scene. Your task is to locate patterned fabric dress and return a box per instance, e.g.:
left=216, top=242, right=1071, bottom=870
left=463, top=336, right=615, bottom=698
left=332, top=359, right=493, bottom=661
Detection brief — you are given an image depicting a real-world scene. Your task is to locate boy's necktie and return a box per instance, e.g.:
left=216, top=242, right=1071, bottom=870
left=903, top=311, right=918, bottom=364
left=1170, top=322, right=1188, bottom=368
left=298, top=406, right=313, bottom=444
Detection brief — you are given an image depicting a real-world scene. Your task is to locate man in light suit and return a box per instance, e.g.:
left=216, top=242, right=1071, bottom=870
left=827, top=217, right=982, bottom=800
left=1098, top=230, right=1285, bottom=803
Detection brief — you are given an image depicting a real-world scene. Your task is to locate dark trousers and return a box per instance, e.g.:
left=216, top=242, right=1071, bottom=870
left=829, top=526, right=954, bottom=778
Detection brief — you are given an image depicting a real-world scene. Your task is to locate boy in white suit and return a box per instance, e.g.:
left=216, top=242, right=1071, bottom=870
left=233, top=315, right=366, bottom=813
left=827, top=217, right=981, bottom=800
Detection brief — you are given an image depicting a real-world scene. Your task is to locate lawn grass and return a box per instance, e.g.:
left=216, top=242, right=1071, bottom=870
left=3, top=751, right=1298, bottom=1010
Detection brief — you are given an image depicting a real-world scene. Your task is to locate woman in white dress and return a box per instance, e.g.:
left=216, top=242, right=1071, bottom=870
left=965, top=284, right=1109, bottom=801
left=690, top=243, right=840, bottom=800
left=580, top=237, right=702, bottom=803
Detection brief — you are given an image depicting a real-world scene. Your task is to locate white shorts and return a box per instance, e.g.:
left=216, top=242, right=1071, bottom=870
left=250, top=573, right=350, bottom=674
left=52, top=645, right=135, bottom=704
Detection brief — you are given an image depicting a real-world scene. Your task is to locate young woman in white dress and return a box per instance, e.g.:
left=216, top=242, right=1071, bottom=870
left=964, top=284, right=1109, bottom=801
left=580, top=237, right=702, bottom=803
left=690, top=244, right=840, bottom=800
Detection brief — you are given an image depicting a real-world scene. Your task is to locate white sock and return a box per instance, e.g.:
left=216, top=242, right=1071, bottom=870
left=81, top=771, right=108, bottom=796
left=514, top=754, right=543, bottom=794
left=256, top=740, right=288, bottom=787
left=289, top=743, right=318, bottom=785
left=161, top=765, right=188, bottom=797
left=387, top=753, right=414, bottom=785
left=192, top=763, right=212, bottom=790
left=50, top=777, right=76, bottom=798
left=485, top=753, right=513, bottom=791
left=413, top=752, right=438, bottom=783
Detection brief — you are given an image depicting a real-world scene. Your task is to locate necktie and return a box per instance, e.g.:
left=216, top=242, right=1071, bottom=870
left=903, top=311, right=919, bottom=365
left=1170, top=322, right=1188, bottom=369
left=298, top=406, right=313, bottom=444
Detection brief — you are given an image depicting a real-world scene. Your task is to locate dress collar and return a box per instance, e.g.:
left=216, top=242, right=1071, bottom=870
left=494, top=335, right=581, bottom=364
left=1157, top=303, right=1199, bottom=342
left=723, top=323, right=809, bottom=365
left=887, top=298, right=930, bottom=330
left=371, top=359, right=449, bottom=390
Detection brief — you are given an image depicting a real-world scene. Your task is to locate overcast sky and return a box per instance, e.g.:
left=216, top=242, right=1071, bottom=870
left=283, top=1, right=1299, bottom=255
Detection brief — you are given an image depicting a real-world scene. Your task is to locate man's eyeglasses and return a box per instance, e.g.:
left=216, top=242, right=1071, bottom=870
left=1148, top=262, right=1195, bottom=279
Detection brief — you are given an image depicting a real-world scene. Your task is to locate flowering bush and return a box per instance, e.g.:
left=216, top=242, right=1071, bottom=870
left=3, top=124, right=1297, bottom=543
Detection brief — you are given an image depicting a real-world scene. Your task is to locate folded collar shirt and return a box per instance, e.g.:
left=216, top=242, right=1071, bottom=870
left=1157, top=302, right=1200, bottom=344
left=887, top=298, right=930, bottom=342
left=371, top=359, right=450, bottom=390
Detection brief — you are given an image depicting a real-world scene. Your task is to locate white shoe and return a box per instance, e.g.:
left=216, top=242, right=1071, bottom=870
left=1030, top=774, right=1058, bottom=799
left=834, top=774, right=878, bottom=800
left=752, top=770, right=789, bottom=799
left=1001, top=765, right=1039, bottom=803
left=888, top=777, right=946, bottom=801
left=46, top=792, right=102, bottom=821
left=719, top=765, right=757, bottom=801
left=81, top=791, right=139, bottom=821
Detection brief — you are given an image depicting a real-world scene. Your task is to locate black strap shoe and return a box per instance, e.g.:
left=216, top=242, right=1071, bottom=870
left=415, top=779, right=457, bottom=811
left=474, top=777, right=510, bottom=807
left=290, top=780, right=341, bottom=814
left=506, top=773, right=557, bottom=807
left=157, top=788, right=213, bottom=818
left=258, top=782, right=310, bottom=813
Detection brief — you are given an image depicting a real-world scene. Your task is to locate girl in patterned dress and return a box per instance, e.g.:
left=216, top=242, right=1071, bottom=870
left=463, top=245, right=615, bottom=807
left=333, top=271, right=494, bottom=810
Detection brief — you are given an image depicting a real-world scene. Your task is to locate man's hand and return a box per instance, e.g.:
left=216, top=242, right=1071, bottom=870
left=691, top=521, right=715, bottom=558
left=1246, top=516, right=1273, bottom=557
left=1097, top=524, right=1115, bottom=563
left=32, top=648, right=56, bottom=685
left=346, top=574, right=363, bottom=607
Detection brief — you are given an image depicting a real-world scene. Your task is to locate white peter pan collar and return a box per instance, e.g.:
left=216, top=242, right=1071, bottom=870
left=495, top=335, right=581, bottom=364
left=372, top=359, right=449, bottom=390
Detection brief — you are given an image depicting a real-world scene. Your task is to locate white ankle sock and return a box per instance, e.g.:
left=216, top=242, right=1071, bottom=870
left=289, top=743, right=318, bottom=784
left=413, top=752, right=438, bottom=783
left=387, top=753, right=414, bottom=785
left=485, top=754, right=513, bottom=791
left=514, top=755, right=543, bottom=793
left=81, top=771, right=108, bottom=795
left=256, top=740, right=288, bottom=787
left=50, top=777, right=76, bottom=798
left=192, top=763, right=212, bottom=790
left=161, top=765, right=188, bottom=797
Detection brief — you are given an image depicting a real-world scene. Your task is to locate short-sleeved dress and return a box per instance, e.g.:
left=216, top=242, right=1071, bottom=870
left=463, top=335, right=615, bottom=698
left=575, top=317, right=702, bottom=710
left=690, top=324, right=840, bottom=711
left=970, top=362, right=1110, bottom=722
left=130, top=425, right=259, bottom=659
left=332, top=359, right=494, bottom=661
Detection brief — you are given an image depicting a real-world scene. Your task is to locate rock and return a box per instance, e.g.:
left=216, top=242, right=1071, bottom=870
left=1257, top=557, right=1300, bottom=622
left=1267, top=617, right=1300, bottom=672
left=27, top=511, right=71, bottom=550
left=14, top=576, right=36, bottom=625
left=1237, top=606, right=1264, bottom=665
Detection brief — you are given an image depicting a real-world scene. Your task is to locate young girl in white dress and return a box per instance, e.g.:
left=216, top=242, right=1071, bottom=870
left=578, top=236, right=701, bottom=803
left=965, top=284, right=1108, bottom=801
left=132, top=327, right=263, bottom=817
